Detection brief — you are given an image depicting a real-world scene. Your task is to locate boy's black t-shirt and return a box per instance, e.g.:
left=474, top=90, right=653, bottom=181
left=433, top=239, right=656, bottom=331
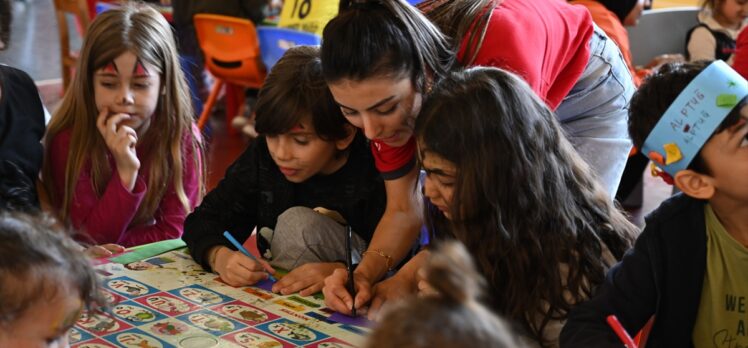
left=183, top=133, right=387, bottom=270
left=0, top=64, right=45, bottom=211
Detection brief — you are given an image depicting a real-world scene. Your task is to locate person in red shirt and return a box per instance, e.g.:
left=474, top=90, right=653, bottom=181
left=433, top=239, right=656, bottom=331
left=42, top=4, right=204, bottom=247
left=422, top=0, right=636, bottom=199
left=320, top=0, right=635, bottom=319
left=733, top=26, right=748, bottom=78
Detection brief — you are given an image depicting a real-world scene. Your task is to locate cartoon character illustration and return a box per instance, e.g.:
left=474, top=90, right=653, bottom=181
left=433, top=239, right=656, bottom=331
left=90, top=318, right=117, bottom=333
left=152, top=321, right=186, bottom=335
left=123, top=284, right=145, bottom=296
left=239, top=309, right=267, bottom=322
left=125, top=261, right=155, bottom=271
left=204, top=317, right=233, bottom=332
left=126, top=311, right=155, bottom=322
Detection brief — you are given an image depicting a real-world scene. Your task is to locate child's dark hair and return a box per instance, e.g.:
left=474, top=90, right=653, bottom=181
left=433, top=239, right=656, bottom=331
left=0, top=212, right=103, bottom=327
left=416, top=67, right=637, bottom=346
left=321, top=0, right=452, bottom=92
left=629, top=60, right=745, bottom=174
left=254, top=45, right=348, bottom=141
left=366, top=241, right=523, bottom=348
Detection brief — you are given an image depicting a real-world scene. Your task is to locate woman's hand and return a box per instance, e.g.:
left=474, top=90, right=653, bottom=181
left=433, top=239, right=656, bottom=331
left=322, top=268, right=374, bottom=316
left=212, top=246, right=276, bottom=287
left=96, top=107, right=140, bottom=191
left=271, top=262, right=346, bottom=296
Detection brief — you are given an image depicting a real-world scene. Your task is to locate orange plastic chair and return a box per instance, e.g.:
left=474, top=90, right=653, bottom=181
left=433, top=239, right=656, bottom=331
left=193, top=14, right=266, bottom=131
left=53, top=0, right=91, bottom=92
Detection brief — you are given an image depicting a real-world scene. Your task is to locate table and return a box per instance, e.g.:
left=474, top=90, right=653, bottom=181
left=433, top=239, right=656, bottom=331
left=70, top=241, right=369, bottom=347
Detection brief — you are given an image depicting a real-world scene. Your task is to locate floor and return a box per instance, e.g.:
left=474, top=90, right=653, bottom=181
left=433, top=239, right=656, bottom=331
left=0, top=0, right=687, bottom=228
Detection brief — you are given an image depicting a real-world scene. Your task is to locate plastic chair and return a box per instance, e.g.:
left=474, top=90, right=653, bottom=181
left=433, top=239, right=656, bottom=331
left=194, top=14, right=266, bottom=131
left=52, top=0, right=90, bottom=92
left=256, top=26, right=321, bottom=71
left=627, top=7, right=700, bottom=66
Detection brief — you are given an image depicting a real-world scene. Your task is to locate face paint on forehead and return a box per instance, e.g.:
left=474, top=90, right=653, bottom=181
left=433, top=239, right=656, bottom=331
left=290, top=124, right=305, bottom=132
left=133, top=58, right=150, bottom=77
left=102, top=61, right=119, bottom=74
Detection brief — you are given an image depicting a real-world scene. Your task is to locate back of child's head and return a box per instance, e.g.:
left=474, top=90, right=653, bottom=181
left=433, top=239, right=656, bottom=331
left=44, top=3, right=201, bottom=225
left=254, top=45, right=348, bottom=142
left=0, top=212, right=102, bottom=327
left=629, top=61, right=745, bottom=176
left=366, top=241, right=523, bottom=348
left=321, top=0, right=451, bottom=92
left=415, top=66, right=636, bottom=344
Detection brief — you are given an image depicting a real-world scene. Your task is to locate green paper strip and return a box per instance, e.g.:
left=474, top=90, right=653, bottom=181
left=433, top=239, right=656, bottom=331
left=110, top=239, right=187, bottom=264
left=716, top=93, right=738, bottom=107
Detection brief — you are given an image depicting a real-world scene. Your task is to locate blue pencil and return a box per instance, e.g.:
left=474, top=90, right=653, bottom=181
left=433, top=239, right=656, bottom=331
left=223, top=231, right=277, bottom=282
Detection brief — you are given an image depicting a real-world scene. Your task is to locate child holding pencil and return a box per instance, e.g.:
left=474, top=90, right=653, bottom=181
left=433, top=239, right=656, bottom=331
left=183, top=46, right=386, bottom=296
left=561, top=61, right=748, bottom=347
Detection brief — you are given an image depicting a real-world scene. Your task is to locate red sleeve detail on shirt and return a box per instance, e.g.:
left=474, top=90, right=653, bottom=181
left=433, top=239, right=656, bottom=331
left=370, top=136, right=416, bottom=179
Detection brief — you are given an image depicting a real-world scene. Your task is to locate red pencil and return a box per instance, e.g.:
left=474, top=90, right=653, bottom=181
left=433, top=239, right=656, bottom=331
left=606, top=315, right=638, bottom=348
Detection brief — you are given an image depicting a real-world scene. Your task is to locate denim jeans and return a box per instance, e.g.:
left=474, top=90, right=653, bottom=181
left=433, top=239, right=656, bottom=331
left=556, top=24, right=635, bottom=198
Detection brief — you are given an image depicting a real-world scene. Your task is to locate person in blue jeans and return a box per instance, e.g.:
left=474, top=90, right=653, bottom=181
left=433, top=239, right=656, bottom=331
left=423, top=0, right=636, bottom=198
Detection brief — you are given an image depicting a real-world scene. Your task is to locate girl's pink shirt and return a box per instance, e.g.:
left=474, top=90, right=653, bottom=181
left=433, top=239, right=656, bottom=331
left=48, top=125, right=203, bottom=247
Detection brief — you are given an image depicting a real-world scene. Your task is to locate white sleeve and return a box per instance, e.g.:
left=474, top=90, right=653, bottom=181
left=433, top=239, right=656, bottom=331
left=687, top=26, right=717, bottom=61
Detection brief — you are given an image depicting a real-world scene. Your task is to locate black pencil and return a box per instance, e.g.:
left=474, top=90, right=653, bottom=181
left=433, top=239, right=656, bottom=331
left=345, top=225, right=356, bottom=316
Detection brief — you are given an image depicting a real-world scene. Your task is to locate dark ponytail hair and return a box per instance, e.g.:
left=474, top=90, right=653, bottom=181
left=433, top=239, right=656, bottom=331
left=322, top=0, right=452, bottom=92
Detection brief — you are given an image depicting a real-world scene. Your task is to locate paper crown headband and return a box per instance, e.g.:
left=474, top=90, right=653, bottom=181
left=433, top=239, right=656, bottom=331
left=642, top=60, right=748, bottom=180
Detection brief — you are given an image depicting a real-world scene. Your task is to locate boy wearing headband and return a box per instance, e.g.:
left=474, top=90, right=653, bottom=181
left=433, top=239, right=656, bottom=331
left=561, top=60, right=748, bottom=347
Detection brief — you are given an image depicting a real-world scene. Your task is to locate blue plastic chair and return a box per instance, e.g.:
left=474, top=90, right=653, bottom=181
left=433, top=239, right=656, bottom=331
left=256, top=26, right=321, bottom=71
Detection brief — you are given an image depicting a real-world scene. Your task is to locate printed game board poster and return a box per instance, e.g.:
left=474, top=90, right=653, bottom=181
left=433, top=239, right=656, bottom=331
left=278, top=0, right=337, bottom=35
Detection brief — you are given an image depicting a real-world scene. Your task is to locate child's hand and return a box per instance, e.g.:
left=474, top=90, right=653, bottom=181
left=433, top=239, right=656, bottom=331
left=323, top=269, right=374, bottom=316
left=367, top=272, right=418, bottom=320
left=213, top=247, right=275, bottom=287
left=271, top=262, right=346, bottom=296
left=415, top=267, right=439, bottom=297
left=96, top=107, right=140, bottom=191
left=84, top=243, right=126, bottom=258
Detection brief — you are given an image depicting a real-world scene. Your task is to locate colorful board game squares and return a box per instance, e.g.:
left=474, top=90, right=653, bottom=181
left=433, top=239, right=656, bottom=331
left=110, top=301, right=168, bottom=326
left=103, top=328, right=175, bottom=348
left=339, top=324, right=369, bottom=336
left=223, top=327, right=295, bottom=348
left=101, top=289, right=127, bottom=307
left=71, top=338, right=118, bottom=348
left=255, top=318, right=329, bottom=346
left=145, top=256, right=176, bottom=266
left=243, top=286, right=276, bottom=301
left=303, top=337, right=358, bottom=348
left=140, top=318, right=219, bottom=347
left=105, top=276, right=158, bottom=299
left=175, top=309, right=247, bottom=336
left=76, top=312, right=133, bottom=336
left=134, top=292, right=200, bottom=317
left=68, top=327, right=94, bottom=344
left=168, top=284, right=233, bottom=306
left=210, top=300, right=281, bottom=326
